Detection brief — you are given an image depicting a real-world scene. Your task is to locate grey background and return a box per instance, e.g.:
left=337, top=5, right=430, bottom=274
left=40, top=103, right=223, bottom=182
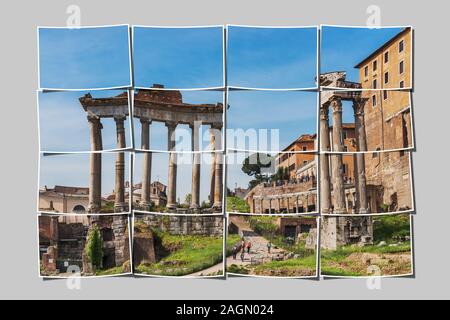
left=0, top=0, right=447, bottom=300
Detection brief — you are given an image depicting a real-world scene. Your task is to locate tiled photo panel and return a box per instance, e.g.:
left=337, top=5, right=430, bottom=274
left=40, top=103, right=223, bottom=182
left=319, top=151, right=414, bottom=215
left=227, top=214, right=319, bottom=278
left=227, top=90, right=318, bottom=153
left=319, top=90, right=414, bottom=153
left=226, top=151, right=318, bottom=215
left=320, top=26, right=412, bottom=90
left=227, top=26, right=318, bottom=89
left=38, top=213, right=132, bottom=278
left=133, top=212, right=225, bottom=278
left=38, top=152, right=131, bottom=215
left=38, top=25, right=132, bottom=90
left=320, top=213, right=414, bottom=278
left=38, top=89, right=132, bottom=153
left=133, top=152, right=223, bottom=214
left=133, top=26, right=224, bottom=89
left=133, top=89, right=224, bottom=152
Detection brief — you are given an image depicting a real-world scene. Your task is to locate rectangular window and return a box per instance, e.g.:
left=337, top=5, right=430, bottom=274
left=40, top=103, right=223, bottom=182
left=373, top=79, right=377, bottom=89
left=400, top=80, right=405, bottom=88
left=384, top=71, right=389, bottom=84
left=343, top=146, right=348, bottom=152
left=302, top=146, right=307, bottom=151
left=399, top=60, right=405, bottom=74
left=372, top=94, right=377, bottom=107
left=383, top=91, right=388, bottom=100
left=373, top=60, right=377, bottom=71
left=364, top=66, right=368, bottom=77
left=399, top=40, right=404, bottom=53
left=384, top=51, right=389, bottom=63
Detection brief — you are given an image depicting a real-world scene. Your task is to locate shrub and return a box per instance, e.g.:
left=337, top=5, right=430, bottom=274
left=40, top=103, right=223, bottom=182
left=85, top=224, right=103, bottom=270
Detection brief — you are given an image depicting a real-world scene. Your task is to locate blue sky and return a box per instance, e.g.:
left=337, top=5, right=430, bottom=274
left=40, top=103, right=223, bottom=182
left=39, top=90, right=132, bottom=152
left=321, top=26, right=404, bottom=82
left=227, top=90, right=317, bottom=151
left=133, top=27, right=224, bottom=89
left=39, top=153, right=128, bottom=197
left=134, top=152, right=216, bottom=205
left=227, top=26, right=317, bottom=88
left=134, top=90, right=224, bottom=151
left=39, top=26, right=131, bottom=89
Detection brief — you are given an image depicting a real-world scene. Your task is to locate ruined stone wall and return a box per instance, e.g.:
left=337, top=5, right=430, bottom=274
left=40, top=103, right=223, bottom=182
left=321, top=216, right=373, bottom=250
left=136, top=215, right=223, bottom=237
left=365, top=151, right=412, bottom=212
left=111, top=215, right=130, bottom=267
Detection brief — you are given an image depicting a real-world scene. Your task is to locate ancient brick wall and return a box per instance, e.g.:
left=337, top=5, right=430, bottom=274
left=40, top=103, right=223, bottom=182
left=137, top=215, right=223, bottom=237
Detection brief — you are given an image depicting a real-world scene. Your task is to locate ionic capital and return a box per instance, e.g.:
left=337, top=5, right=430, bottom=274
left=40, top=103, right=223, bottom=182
left=210, top=122, right=223, bottom=130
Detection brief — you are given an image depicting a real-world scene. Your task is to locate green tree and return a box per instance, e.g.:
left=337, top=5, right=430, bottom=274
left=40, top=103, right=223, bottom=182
left=241, top=153, right=274, bottom=189
left=185, top=193, right=192, bottom=205
left=85, top=224, right=103, bottom=270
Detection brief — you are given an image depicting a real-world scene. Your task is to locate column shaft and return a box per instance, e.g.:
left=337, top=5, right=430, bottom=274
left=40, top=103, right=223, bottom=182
left=209, top=128, right=216, bottom=206
left=114, top=116, right=126, bottom=212
left=140, top=118, right=152, bottom=210
left=167, top=122, right=177, bottom=210
left=87, top=116, right=103, bottom=212
left=319, top=105, right=332, bottom=213
left=330, top=98, right=346, bottom=214
left=212, top=124, right=223, bottom=209
left=190, top=123, right=201, bottom=210
left=354, top=99, right=369, bottom=213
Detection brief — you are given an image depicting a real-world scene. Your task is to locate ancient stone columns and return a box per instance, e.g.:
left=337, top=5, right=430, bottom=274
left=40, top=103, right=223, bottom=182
left=190, top=122, right=201, bottom=210
left=353, top=98, right=369, bottom=213
left=166, top=121, right=178, bottom=210
left=140, top=118, right=152, bottom=210
left=87, top=115, right=103, bottom=212
left=330, top=98, right=347, bottom=214
left=114, top=116, right=127, bottom=212
left=319, top=105, right=332, bottom=213
left=211, top=123, right=223, bottom=210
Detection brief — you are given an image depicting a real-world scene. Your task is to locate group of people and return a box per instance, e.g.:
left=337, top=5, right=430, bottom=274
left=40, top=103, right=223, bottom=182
left=231, top=237, right=273, bottom=262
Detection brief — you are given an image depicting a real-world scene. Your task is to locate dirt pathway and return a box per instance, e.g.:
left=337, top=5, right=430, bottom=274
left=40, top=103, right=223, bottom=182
left=189, top=216, right=286, bottom=276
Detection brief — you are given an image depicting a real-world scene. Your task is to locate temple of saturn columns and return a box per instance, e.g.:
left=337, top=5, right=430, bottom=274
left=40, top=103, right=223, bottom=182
left=79, top=92, right=130, bottom=213
left=319, top=72, right=370, bottom=215
left=133, top=87, right=224, bottom=213
left=319, top=72, right=373, bottom=249
left=80, top=87, right=224, bottom=214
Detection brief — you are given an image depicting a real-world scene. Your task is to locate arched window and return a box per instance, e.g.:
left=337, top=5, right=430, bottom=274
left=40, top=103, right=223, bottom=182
left=72, top=205, right=86, bottom=213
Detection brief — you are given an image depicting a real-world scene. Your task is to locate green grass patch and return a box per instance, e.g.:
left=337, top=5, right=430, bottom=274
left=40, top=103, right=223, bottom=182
left=227, top=196, right=250, bottom=213
left=95, top=266, right=125, bottom=276
left=136, top=230, right=225, bottom=276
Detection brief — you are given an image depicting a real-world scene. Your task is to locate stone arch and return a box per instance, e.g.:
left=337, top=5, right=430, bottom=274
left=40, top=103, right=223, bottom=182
left=72, top=205, right=86, bottom=214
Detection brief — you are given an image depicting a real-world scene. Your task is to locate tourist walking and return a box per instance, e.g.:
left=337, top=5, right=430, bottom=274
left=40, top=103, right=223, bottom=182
left=246, top=241, right=252, bottom=254
left=267, top=241, right=272, bottom=253
left=232, top=245, right=238, bottom=260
